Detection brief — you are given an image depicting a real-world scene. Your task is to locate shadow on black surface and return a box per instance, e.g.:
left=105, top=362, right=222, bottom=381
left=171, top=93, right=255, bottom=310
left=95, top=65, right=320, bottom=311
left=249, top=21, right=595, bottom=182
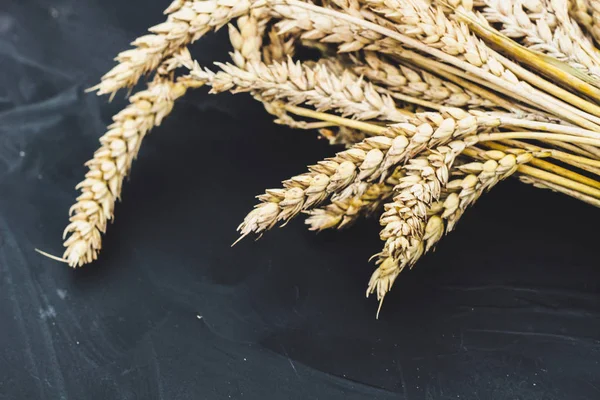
left=1, top=1, right=599, bottom=399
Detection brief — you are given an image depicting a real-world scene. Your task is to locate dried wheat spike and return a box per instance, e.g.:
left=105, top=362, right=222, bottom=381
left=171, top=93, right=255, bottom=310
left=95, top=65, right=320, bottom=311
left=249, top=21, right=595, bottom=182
left=569, top=0, right=593, bottom=32
left=426, top=148, right=535, bottom=246
left=236, top=108, right=500, bottom=241
left=228, top=9, right=270, bottom=69
left=62, top=62, right=200, bottom=267
left=589, top=0, right=600, bottom=42
left=91, top=0, right=253, bottom=96
left=477, top=0, right=600, bottom=79
left=364, top=0, right=523, bottom=82
left=190, top=57, right=410, bottom=122
left=262, top=26, right=298, bottom=64
left=275, top=0, right=529, bottom=103
left=367, top=141, right=469, bottom=310
left=305, top=166, right=404, bottom=231
left=349, top=51, right=497, bottom=109
left=377, top=142, right=468, bottom=262
left=272, top=2, right=399, bottom=54
left=368, top=148, right=534, bottom=309
left=317, top=126, right=369, bottom=147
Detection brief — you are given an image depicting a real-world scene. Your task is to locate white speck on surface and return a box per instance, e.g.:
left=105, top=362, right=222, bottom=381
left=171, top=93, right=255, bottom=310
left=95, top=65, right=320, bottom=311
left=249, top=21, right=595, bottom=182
left=19, top=151, right=25, bottom=157
left=196, top=315, right=203, bottom=319
left=56, top=289, right=67, bottom=299
left=39, top=306, right=56, bottom=320
left=243, top=358, right=246, bottom=361
left=76, top=341, right=80, bottom=345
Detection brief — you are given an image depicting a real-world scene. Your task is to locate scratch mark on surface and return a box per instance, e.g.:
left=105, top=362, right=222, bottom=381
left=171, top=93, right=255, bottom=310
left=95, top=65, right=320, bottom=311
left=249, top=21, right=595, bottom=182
left=583, top=379, right=600, bottom=394
left=39, top=306, right=56, bottom=320
left=468, top=328, right=597, bottom=345
left=279, top=344, right=300, bottom=380
left=0, top=217, right=69, bottom=399
left=396, top=359, right=409, bottom=400
left=148, top=336, right=165, bottom=400
left=0, top=216, right=43, bottom=397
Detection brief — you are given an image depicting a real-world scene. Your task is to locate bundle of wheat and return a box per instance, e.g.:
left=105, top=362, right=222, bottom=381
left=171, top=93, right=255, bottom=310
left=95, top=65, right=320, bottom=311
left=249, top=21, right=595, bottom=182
left=41, top=0, right=600, bottom=316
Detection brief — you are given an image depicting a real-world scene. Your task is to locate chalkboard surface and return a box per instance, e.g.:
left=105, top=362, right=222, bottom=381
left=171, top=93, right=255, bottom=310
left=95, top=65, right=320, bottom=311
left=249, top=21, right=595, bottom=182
left=1, top=1, right=599, bottom=399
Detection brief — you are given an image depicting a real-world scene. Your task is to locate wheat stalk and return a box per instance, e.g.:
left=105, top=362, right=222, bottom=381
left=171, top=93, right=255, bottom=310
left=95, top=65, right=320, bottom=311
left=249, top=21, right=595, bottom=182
left=519, top=174, right=600, bottom=206
left=90, top=0, right=254, bottom=97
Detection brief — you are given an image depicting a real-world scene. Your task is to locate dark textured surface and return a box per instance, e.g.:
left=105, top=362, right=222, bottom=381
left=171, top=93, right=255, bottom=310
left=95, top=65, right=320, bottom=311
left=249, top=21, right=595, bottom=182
left=1, top=1, right=599, bottom=399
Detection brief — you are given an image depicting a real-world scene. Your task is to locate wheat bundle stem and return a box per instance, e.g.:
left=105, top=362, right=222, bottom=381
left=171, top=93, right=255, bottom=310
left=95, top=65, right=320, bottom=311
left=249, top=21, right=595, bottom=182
left=481, top=141, right=600, bottom=188
left=520, top=175, right=600, bottom=206
left=495, top=139, right=600, bottom=170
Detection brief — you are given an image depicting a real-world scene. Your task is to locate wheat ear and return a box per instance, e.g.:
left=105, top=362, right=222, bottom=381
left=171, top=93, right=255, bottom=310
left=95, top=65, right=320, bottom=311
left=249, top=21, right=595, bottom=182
left=588, top=0, right=600, bottom=42
left=235, top=108, right=502, bottom=241
left=368, top=147, right=535, bottom=313
left=290, top=0, right=600, bottom=128
left=305, top=166, right=404, bottom=231
left=348, top=51, right=497, bottom=109
left=62, top=53, right=201, bottom=267
left=262, top=26, right=297, bottom=65
left=189, top=57, right=411, bottom=122
left=569, top=0, right=594, bottom=33
left=90, top=0, right=253, bottom=97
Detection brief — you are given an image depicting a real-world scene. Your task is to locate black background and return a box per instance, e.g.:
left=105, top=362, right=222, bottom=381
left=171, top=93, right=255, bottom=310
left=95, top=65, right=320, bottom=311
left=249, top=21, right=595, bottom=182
left=1, top=1, right=599, bottom=399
